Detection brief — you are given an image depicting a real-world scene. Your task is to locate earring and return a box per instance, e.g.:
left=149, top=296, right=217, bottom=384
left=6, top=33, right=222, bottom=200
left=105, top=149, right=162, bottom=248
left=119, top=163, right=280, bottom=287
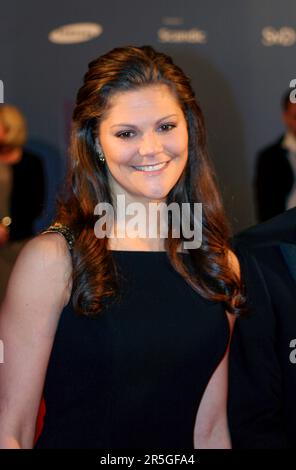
left=98, top=150, right=105, bottom=163
left=95, top=138, right=105, bottom=163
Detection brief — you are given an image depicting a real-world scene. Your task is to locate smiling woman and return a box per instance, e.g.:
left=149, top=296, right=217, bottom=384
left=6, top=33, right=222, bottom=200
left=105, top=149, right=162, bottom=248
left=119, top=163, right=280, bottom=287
left=0, top=45, right=246, bottom=450
left=97, top=84, right=188, bottom=200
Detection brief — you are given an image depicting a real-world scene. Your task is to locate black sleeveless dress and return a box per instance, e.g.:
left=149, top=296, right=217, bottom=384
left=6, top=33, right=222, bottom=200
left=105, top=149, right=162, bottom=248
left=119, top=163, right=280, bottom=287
left=34, top=250, right=229, bottom=449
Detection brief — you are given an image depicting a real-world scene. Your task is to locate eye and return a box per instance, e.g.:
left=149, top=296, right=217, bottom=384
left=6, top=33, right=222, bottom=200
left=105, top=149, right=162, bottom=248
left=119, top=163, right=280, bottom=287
left=116, top=130, right=135, bottom=139
left=115, top=123, right=176, bottom=140
left=159, top=123, right=176, bottom=132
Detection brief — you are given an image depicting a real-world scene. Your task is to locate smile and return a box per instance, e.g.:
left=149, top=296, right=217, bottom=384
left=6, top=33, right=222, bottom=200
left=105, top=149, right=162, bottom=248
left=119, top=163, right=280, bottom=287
left=132, top=161, right=170, bottom=172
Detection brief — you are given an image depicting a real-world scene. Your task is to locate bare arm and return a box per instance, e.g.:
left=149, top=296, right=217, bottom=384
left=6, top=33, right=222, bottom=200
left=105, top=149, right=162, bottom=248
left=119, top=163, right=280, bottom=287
left=0, top=232, right=72, bottom=448
left=193, top=250, right=239, bottom=449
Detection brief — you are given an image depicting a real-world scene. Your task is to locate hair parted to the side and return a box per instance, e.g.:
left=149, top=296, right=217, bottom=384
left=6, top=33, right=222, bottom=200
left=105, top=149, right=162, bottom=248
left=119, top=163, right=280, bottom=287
left=54, top=44, right=246, bottom=316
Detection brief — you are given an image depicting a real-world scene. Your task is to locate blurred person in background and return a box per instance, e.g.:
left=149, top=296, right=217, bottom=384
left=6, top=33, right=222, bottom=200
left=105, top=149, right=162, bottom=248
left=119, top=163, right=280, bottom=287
left=0, top=104, right=45, bottom=302
left=254, top=89, right=296, bottom=222
left=228, top=207, right=296, bottom=448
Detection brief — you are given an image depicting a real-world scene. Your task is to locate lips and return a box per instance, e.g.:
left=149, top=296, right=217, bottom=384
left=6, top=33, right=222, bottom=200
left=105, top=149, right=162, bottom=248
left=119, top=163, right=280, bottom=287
left=132, top=161, right=170, bottom=172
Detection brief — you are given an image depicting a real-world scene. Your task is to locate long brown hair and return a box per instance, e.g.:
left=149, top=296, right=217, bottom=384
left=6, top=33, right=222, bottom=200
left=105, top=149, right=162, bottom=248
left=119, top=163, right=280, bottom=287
left=55, top=44, right=246, bottom=316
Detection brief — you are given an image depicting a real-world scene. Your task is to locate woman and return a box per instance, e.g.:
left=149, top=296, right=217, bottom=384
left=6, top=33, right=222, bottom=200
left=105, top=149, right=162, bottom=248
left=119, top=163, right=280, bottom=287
left=0, top=45, right=244, bottom=449
left=0, top=104, right=45, bottom=302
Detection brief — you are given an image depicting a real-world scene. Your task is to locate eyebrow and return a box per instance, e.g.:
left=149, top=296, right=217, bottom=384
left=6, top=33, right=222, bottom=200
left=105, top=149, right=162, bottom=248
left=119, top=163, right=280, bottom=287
left=111, top=114, right=178, bottom=128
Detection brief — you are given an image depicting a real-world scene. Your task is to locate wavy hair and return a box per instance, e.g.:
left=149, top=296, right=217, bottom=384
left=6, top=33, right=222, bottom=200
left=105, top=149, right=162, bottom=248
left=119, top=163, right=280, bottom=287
left=54, top=44, right=246, bottom=316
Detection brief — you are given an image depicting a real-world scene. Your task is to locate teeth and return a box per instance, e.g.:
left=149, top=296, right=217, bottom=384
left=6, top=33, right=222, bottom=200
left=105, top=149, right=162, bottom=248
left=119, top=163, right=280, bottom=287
left=133, top=162, right=168, bottom=172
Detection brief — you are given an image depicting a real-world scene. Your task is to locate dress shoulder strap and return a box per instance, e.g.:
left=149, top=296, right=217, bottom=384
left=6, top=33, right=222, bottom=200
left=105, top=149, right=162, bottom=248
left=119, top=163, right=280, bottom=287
left=40, top=222, right=75, bottom=251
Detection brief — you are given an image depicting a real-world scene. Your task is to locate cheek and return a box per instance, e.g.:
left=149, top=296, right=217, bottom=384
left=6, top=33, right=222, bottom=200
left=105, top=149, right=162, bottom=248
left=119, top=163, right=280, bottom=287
left=104, top=141, right=135, bottom=166
left=168, top=130, right=188, bottom=159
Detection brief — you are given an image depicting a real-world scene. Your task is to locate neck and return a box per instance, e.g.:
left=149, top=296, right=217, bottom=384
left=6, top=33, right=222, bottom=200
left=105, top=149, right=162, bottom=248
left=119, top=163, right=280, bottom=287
left=108, top=170, right=168, bottom=245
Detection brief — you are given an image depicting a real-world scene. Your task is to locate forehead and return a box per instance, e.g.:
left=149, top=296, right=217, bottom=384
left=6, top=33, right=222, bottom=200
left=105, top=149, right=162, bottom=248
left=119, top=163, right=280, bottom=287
left=102, top=84, right=182, bottom=121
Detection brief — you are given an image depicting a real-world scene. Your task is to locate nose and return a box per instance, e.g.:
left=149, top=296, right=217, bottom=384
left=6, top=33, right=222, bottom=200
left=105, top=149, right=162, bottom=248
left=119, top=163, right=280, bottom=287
left=138, top=130, right=163, bottom=157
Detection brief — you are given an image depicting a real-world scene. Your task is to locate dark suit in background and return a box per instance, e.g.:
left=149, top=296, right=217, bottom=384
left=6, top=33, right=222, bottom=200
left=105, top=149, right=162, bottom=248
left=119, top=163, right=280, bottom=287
left=228, top=208, right=296, bottom=448
left=9, top=150, right=45, bottom=240
left=254, top=136, right=294, bottom=222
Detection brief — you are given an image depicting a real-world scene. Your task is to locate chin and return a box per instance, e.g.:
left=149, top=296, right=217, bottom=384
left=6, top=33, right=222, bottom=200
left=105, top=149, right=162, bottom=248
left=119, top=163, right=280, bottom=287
left=141, top=188, right=170, bottom=201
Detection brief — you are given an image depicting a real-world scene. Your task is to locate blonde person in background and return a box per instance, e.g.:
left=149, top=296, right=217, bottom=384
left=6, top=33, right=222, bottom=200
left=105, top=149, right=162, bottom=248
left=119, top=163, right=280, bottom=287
left=0, top=105, right=45, bottom=302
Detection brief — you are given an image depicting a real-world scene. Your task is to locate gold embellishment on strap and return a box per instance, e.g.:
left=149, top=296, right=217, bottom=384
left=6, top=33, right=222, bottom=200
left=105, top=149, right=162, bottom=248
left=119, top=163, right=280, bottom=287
left=41, top=222, right=75, bottom=250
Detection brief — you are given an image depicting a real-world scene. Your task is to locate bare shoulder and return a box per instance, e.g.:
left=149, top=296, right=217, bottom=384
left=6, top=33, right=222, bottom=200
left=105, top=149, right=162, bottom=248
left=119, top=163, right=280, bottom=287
left=3, top=231, right=73, bottom=311
left=15, top=231, right=72, bottom=292
left=20, top=231, right=72, bottom=267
